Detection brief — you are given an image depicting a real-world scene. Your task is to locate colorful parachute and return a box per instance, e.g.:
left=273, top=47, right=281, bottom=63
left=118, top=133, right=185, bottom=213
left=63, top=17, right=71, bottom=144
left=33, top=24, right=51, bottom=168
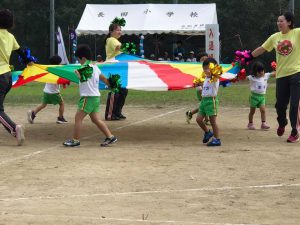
left=12, top=54, right=240, bottom=91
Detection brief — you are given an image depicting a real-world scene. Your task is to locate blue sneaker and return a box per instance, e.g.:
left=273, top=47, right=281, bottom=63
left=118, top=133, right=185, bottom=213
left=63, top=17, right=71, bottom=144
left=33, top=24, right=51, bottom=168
left=203, top=130, right=213, bottom=143
left=207, top=138, right=221, bottom=147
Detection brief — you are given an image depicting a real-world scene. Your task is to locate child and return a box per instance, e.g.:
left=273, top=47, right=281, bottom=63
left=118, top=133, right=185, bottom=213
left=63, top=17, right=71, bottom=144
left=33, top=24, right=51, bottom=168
left=247, top=61, right=274, bottom=130
left=27, top=55, right=67, bottom=124
left=186, top=83, right=203, bottom=124
left=0, top=9, right=34, bottom=146
left=196, top=57, right=221, bottom=147
left=63, top=44, right=117, bottom=147
left=186, top=52, right=209, bottom=124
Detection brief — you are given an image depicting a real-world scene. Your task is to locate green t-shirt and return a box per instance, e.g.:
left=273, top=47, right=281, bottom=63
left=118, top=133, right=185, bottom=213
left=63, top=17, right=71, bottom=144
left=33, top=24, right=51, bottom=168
left=0, top=29, right=20, bottom=74
left=262, top=28, right=300, bottom=78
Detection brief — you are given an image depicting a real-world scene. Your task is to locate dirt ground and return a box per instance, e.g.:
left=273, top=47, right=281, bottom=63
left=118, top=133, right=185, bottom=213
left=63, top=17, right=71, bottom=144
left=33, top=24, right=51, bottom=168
left=0, top=104, right=299, bottom=225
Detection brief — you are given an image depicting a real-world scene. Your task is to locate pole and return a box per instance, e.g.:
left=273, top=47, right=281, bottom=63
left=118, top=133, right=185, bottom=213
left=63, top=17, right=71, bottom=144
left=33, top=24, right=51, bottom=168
left=50, top=0, right=55, bottom=57
left=94, top=35, right=97, bottom=60
left=172, top=0, right=178, bottom=59
left=290, top=0, right=294, bottom=15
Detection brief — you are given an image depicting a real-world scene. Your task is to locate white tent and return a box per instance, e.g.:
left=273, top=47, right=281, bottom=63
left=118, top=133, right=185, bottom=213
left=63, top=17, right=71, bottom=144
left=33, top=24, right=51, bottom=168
left=76, top=4, right=218, bottom=36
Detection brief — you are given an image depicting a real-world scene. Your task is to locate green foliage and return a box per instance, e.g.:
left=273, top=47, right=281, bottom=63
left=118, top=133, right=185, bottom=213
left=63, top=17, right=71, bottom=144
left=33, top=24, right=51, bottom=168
left=2, top=0, right=296, bottom=67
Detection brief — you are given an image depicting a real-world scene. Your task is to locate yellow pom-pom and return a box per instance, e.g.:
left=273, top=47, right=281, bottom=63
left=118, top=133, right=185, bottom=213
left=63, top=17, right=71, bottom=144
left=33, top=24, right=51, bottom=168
left=209, top=64, right=223, bottom=82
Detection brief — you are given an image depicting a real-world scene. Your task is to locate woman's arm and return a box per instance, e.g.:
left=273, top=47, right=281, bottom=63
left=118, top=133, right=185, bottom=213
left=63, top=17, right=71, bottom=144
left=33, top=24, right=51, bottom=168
left=115, top=45, right=121, bottom=52
left=252, top=46, right=266, bottom=58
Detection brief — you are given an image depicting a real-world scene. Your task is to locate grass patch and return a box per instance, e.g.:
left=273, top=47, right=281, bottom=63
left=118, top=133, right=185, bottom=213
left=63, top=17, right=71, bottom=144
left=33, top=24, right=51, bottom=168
left=6, top=81, right=276, bottom=107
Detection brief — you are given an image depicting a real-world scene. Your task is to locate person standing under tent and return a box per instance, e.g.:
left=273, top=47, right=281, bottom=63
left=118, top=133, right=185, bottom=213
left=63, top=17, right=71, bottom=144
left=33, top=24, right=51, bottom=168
left=105, top=17, right=127, bottom=120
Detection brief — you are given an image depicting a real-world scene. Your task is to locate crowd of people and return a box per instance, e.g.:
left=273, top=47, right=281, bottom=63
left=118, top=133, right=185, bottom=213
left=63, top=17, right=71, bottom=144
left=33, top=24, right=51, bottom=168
left=147, top=41, right=204, bottom=62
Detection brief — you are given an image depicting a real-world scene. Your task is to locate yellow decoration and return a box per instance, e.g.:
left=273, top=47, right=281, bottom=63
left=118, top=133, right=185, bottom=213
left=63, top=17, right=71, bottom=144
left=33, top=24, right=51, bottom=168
left=206, top=63, right=223, bottom=83
left=193, top=70, right=206, bottom=86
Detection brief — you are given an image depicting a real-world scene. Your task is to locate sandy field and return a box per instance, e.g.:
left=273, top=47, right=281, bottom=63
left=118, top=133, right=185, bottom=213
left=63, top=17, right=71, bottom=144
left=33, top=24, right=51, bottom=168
left=0, top=104, right=299, bottom=225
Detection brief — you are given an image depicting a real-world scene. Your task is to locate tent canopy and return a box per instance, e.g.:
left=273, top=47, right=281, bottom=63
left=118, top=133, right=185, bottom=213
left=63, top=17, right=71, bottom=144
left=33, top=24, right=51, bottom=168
left=76, top=4, right=218, bottom=36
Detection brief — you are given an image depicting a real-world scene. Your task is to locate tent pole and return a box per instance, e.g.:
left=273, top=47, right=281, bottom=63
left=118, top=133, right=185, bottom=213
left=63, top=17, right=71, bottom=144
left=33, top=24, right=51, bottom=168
left=49, top=0, right=55, bottom=57
left=94, top=35, right=97, bottom=60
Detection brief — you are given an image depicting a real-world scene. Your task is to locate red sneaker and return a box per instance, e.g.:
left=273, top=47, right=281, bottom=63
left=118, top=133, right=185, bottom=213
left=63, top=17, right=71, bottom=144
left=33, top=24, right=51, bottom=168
left=277, top=126, right=285, bottom=136
left=287, top=134, right=299, bottom=143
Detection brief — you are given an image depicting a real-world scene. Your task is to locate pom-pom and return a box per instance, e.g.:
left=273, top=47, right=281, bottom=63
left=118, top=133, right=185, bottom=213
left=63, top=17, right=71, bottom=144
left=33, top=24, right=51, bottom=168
left=108, top=73, right=122, bottom=93
left=193, top=76, right=205, bottom=87
left=18, top=47, right=37, bottom=65
left=121, top=42, right=137, bottom=55
left=208, top=63, right=223, bottom=83
left=77, top=65, right=93, bottom=82
left=199, top=63, right=223, bottom=84
left=57, top=78, right=71, bottom=89
left=111, top=17, right=126, bottom=27
left=234, top=50, right=253, bottom=66
left=237, top=68, right=247, bottom=80
left=271, top=61, right=277, bottom=71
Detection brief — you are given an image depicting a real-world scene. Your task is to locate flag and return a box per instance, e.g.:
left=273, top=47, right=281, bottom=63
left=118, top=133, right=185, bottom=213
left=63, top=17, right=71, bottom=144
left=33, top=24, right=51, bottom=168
left=56, top=26, right=69, bottom=64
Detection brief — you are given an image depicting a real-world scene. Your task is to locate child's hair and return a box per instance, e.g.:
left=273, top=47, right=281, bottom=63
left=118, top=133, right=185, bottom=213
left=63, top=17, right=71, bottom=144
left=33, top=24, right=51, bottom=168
left=75, top=44, right=92, bottom=60
left=202, top=57, right=217, bottom=67
left=198, top=52, right=208, bottom=59
left=251, top=61, right=265, bottom=77
left=197, top=52, right=208, bottom=62
left=108, top=23, right=120, bottom=35
left=49, top=55, right=62, bottom=65
left=0, top=9, right=14, bottom=29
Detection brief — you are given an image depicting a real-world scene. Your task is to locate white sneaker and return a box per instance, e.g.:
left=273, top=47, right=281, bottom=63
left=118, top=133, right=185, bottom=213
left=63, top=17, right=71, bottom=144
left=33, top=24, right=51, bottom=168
left=247, top=123, right=256, bottom=130
left=27, top=110, right=35, bottom=124
left=16, top=124, right=25, bottom=146
left=261, top=122, right=270, bottom=130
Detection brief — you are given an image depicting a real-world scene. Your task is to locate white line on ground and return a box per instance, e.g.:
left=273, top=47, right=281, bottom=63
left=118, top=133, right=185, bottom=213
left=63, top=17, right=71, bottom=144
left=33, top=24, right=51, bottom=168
left=114, top=107, right=186, bottom=130
left=0, top=107, right=186, bottom=166
left=0, top=148, right=58, bottom=166
left=0, top=183, right=299, bottom=202
left=0, top=213, right=264, bottom=225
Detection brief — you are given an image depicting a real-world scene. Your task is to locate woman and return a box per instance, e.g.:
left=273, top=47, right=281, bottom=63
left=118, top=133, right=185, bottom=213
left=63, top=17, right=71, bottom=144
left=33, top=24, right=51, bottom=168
left=251, top=11, right=300, bottom=143
left=105, top=19, right=128, bottom=120
left=0, top=9, right=34, bottom=145
left=105, top=23, right=122, bottom=62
